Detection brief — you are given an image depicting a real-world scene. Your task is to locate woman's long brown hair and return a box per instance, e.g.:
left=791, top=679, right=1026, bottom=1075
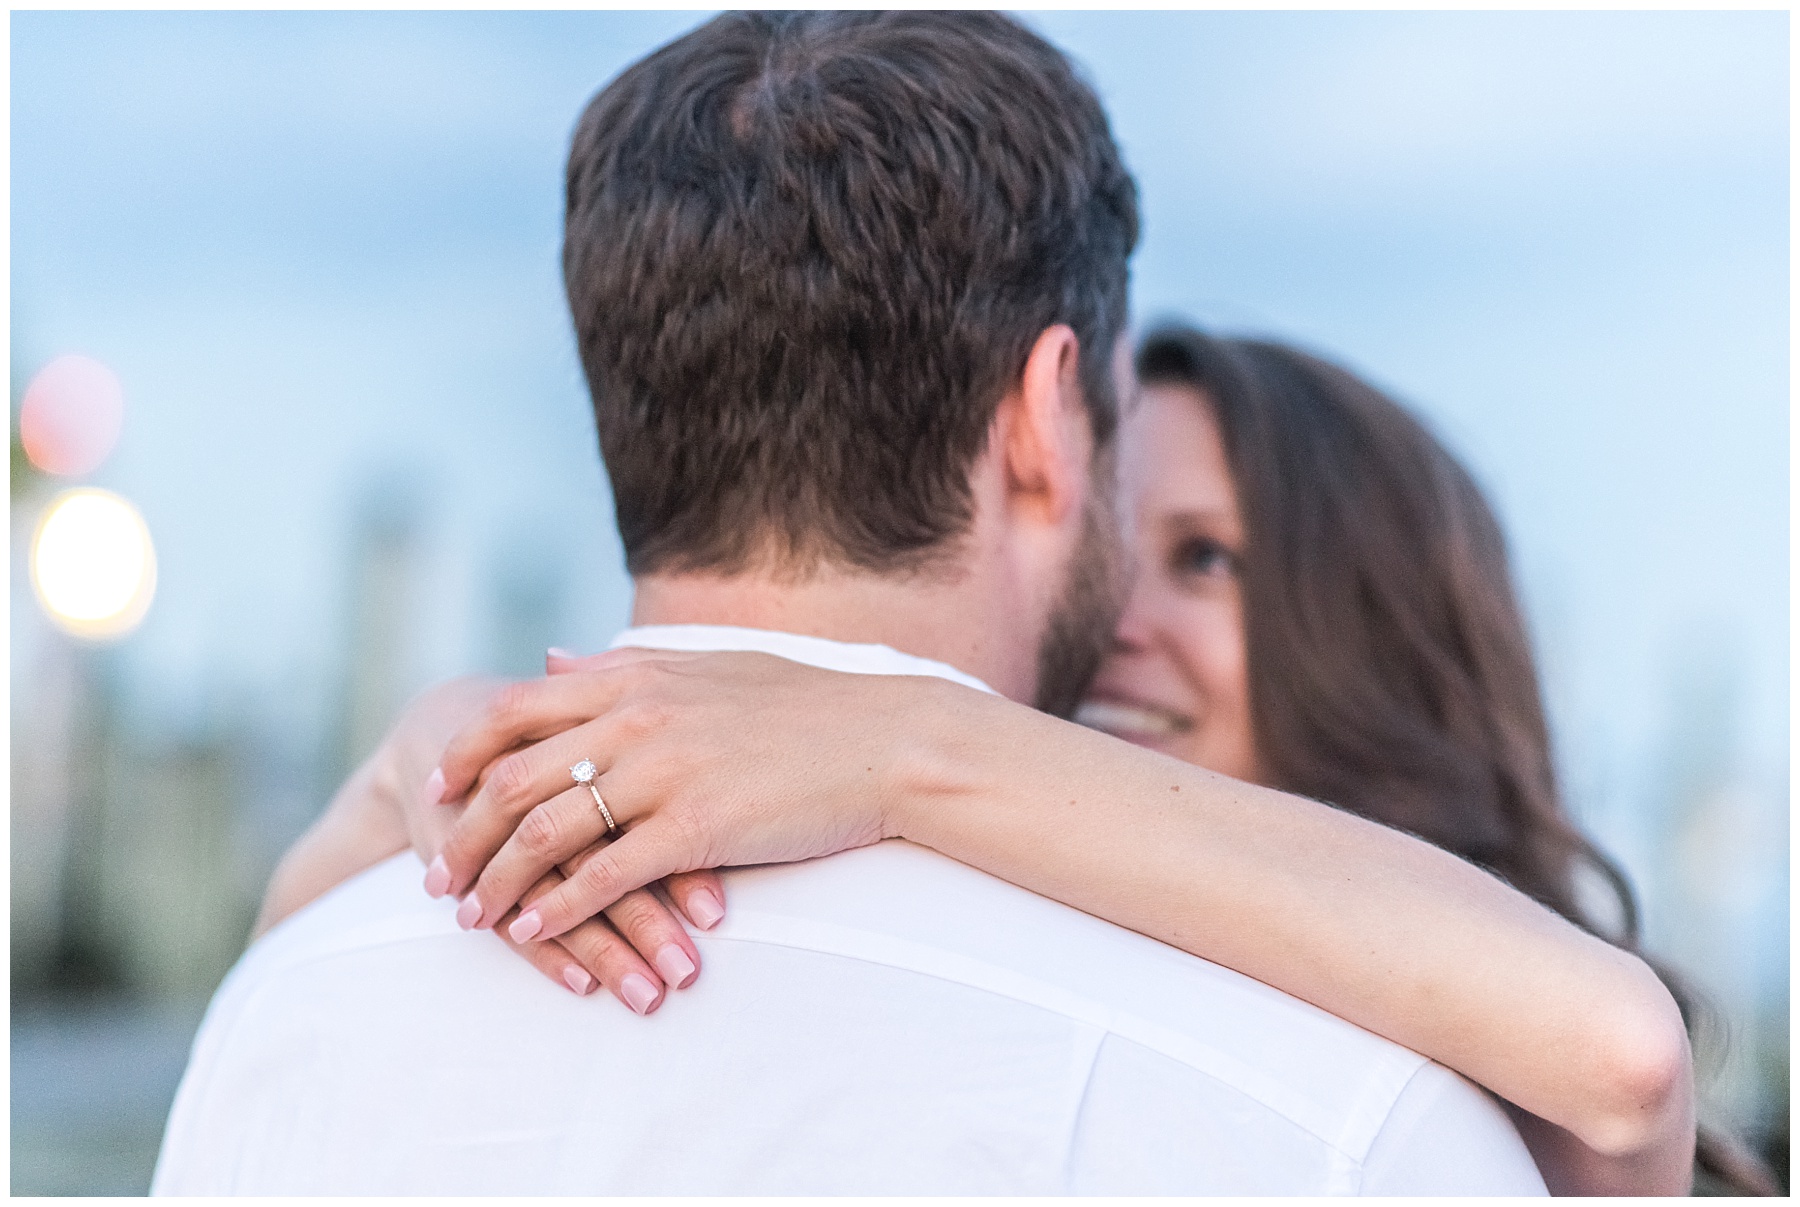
left=1135, top=325, right=1777, bottom=1196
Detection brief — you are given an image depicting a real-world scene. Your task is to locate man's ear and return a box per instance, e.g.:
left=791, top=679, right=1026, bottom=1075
left=996, top=324, right=1091, bottom=528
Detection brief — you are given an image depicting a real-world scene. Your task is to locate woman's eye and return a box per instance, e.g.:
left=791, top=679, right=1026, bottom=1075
left=1171, top=537, right=1233, bottom=579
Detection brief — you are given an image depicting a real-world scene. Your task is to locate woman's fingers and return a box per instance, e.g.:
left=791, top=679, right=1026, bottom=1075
left=437, top=651, right=713, bottom=801
left=598, top=881, right=701, bottom=991
left=664, top=869, right=727, bottom=931
left=546, top=646, right=707, bottom=676
left=506, top=817, right=697, bottom=943
left=458, top=783, right=615, bottom=928
left=435, top=670, right=644, bottom=803
left=507, top=928, right=619, bottom=1000
left=555, top=843, right=706, bottom=989
left=437, top=720, right=621, bottom=899
left=553, top=918, right=666, bottom=1015
left=496, top=873, right=667, bottom=1015
left=504, top=925, right=604, bottom=998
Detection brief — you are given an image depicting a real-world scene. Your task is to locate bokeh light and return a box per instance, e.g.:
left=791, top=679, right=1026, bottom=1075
left=31, top=487, right=158, bottom=640
left=20, top=354, right=125, bottom=476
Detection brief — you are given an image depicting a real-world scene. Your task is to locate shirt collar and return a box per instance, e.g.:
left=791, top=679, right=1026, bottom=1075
left=608, top=624, right=997, bottom=695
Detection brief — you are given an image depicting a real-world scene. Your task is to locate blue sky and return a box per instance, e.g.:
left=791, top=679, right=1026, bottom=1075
left=12, top=12, right=1788, bottom=948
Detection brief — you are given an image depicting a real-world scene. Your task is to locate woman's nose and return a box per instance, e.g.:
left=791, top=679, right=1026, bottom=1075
left=1111, top=572, right=1157, bottom=653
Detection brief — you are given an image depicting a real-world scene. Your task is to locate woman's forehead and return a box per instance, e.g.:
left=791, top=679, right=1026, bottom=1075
left=1124, top=383, right=1238, bottom=513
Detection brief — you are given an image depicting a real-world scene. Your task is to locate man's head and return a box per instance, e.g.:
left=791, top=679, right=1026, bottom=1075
left=564, top=11, right=1138, bottom=711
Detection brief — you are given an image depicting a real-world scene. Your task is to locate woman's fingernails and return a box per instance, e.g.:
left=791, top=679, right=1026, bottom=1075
left=423, top=767, right=446, bottom=806
left=423, top=856, right=452, bottom=898
left=562, top=966, right=595, bottom=996
left=508, top=910, right=543, bottom=943
left=654, top=945, right=697, bottom=989
left=546, top=647, right=578, bottom=660
left=620, top=973, right=660, bottom=1015
left=686, top=889, right=725, bottom=930
left=455, top=894, right=484, bottom=931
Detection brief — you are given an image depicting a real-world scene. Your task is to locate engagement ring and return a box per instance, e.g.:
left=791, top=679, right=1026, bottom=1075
left=570, top=759, right=618, bottom=836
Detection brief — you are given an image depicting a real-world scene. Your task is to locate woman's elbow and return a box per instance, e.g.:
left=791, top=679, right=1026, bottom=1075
left=1578, top=977, right=1695, bottom=1158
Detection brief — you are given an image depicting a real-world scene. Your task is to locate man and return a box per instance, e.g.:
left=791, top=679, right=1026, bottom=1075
left=154, top=12, right=1545, bottom=1194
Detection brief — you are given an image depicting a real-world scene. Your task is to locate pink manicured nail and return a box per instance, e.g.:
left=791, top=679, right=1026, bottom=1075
left=654, top=945, right=696, bottom=989
left=423, top=856, right=452, bottom=898
left=686, top=888, right=725, bottom=930
left=546, top=647, right=578, bottom=660
left=423, top=767, right=446, bottom=806
left=562, top=966, right=595, bottom=996
left=620, top=973, right=660, bottom=1015
left=508, top=910, right=543, bottom=943
left=455, top=894, right=483, bottom=931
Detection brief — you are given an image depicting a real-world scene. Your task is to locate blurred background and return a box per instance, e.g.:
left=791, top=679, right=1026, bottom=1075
left=10, top=10, right=1787, bottom=1194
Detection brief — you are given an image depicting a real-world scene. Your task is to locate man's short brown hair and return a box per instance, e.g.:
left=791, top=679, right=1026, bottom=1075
left=564, top=11, right=1139, bottom=576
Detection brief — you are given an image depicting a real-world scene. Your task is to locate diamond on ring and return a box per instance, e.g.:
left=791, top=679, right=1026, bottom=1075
left=570, top=759, right=597, bottom=784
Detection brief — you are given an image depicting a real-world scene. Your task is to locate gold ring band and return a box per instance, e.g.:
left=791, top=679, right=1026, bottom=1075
left=586, top=783, right=618, bottom=836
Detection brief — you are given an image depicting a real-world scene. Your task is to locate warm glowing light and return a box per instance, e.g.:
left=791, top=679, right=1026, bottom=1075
left=31, top=488, right=157, bottom=640
left=20, top=354, right=125, bottom=477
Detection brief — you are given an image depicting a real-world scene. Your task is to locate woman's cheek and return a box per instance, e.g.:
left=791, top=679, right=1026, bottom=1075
left=1183, top=598, right=1260, bottom=783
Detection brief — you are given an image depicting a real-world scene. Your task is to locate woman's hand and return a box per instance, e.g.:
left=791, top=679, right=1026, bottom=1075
left=263, top=673, right=720, bottom=1014
left=397, top=679, right=726, bottom=1013
left=427, top=647, right=956, bottom=944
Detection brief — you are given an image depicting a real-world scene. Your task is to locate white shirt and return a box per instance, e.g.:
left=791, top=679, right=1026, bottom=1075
left=154, top=624, right=1546, bottom=1196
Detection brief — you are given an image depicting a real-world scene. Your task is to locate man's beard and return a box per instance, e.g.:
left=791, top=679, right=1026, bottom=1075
left=1033, top=463, right=1127, bottom=719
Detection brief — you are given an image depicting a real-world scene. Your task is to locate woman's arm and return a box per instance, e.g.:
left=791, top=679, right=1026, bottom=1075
left=256, top=750, right=409, bottom=937
left=429, top=649, right=1695, bottom=1195
left=257, top=676, right=504, bottom=935
left=893, top=680, right=1694, bottom=1196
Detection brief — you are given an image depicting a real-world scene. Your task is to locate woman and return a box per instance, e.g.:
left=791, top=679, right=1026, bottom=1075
left=264, top=326, right=1762, bottom=1193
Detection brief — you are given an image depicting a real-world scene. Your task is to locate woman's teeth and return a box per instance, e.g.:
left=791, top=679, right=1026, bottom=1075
left=1074, top=700, right=1189, bottom=738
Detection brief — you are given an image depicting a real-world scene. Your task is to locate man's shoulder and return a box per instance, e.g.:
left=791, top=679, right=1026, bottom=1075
left=162, top=845, right=1540, bottom=1195
left=247, top=853, right=459, bottom=974
left=177, top=854, right=473, bottom=1070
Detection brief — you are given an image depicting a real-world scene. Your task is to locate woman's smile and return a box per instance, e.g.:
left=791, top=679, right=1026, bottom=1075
left=1072, top=695, right=1194, bottom=745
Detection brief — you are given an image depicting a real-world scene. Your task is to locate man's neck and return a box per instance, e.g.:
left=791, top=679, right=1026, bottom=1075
left=630, top=563, right=1037, bottom=704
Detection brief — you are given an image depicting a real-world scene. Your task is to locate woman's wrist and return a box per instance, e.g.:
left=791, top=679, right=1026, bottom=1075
left=878, top=680, right=1026, bottom=848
